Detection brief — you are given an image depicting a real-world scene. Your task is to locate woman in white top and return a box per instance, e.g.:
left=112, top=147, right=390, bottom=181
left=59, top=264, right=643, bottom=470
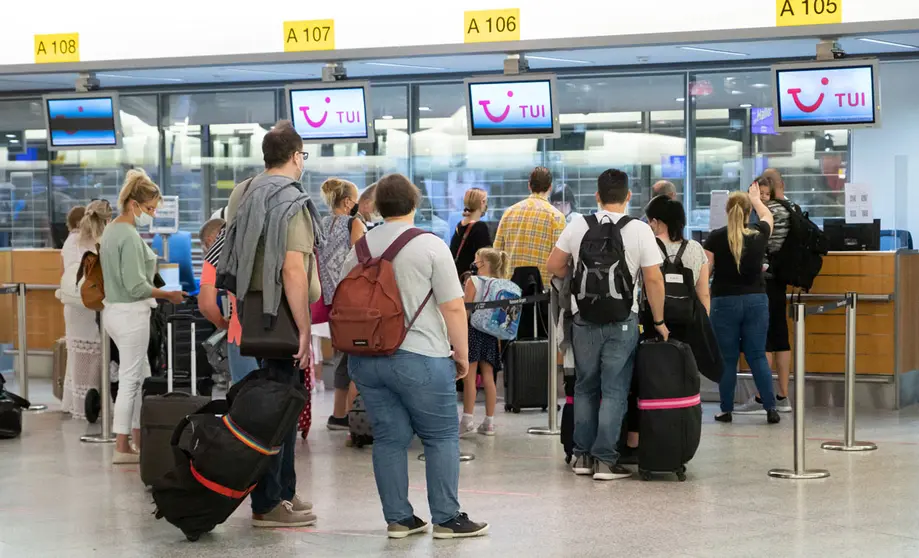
left=57, top=201, right=112, bottom=419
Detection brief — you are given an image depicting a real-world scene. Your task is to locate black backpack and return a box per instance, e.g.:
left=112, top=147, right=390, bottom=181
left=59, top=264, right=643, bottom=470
left=769, top=199, right=828, bottom=291
left=656, top=238, right=695, bottom=327
left=573, top=214, right=634, bottom=324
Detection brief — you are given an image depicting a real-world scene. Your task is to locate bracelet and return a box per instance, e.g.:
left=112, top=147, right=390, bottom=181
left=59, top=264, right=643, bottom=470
left=653, top=319, right=665, bottom=326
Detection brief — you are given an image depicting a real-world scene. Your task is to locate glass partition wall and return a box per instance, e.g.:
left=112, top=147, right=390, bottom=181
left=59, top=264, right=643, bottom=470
left=0, top=65, right=852, bottom=248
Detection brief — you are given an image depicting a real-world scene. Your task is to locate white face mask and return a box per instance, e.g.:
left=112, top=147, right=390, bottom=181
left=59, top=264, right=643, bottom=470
left=134, top=207, right=154, bottom=228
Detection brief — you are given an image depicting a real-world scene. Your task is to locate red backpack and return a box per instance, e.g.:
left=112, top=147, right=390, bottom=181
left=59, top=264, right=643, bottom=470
left=330, top=228, right=433, bottom=356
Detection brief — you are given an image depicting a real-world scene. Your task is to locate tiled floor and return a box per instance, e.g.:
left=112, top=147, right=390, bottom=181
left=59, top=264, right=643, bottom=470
left=3, top=378, right=919, bottom=557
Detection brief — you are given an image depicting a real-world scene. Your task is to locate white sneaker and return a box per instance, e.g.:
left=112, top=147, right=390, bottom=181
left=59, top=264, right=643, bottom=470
left=776, top=397, right=792, bottom=413
left=477, top=422, right=496, bottom=436
left=733, top=396, right=766, bottom=415
left=459, top=419, right=476, bottom=438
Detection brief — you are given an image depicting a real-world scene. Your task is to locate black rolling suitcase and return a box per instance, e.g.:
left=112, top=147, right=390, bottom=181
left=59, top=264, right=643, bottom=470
left=140, top=315, right=211, bottom=487
left=635, top=338, right=702, bottom=482
left=503, top=266, right=549, bottom=413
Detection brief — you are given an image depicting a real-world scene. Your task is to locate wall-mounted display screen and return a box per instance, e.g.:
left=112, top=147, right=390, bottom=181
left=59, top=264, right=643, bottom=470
left=43, top=93, right=122, bottom=150
left=773, top=60, right=880, bottom=131
left=751, top=107, right=777, bottom=135
left=464, top=74, right=560, bottom=140
left=286, top=81, right=374, bottom=144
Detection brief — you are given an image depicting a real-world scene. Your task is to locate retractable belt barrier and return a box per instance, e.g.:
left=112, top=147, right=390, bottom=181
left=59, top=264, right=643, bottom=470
left=464, top=292, right=550, bottom=311
left=1, top=283, right=49, bottom=412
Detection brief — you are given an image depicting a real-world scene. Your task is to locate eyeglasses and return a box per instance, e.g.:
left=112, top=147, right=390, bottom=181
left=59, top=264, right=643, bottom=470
left=300, top=151, right=310, bottom=160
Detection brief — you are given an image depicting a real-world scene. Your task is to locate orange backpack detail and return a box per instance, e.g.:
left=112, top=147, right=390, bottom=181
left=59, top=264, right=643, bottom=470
left=76, top=245, right=105, bottom=311
left=330, top=229, right=433, bottom=356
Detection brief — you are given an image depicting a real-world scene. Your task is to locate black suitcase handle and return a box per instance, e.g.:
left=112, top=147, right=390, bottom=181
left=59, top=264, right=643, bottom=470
left=166, top=314, right=195, bottom=324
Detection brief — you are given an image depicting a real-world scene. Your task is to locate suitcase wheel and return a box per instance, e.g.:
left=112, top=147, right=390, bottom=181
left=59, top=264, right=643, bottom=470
left=512, top=406, right=520, bottom=414
left=541, top=406, right=548, bottom=412
left=185, top=533, right=200, bottom=542
left=639, top=469, right=653, bottom=482
left=504, top=404, right=512, bottom=413
left=676, top=466, right=687, bottom=482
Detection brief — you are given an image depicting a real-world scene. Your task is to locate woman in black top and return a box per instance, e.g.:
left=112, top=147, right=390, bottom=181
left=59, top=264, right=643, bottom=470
left=450, top=188, right=492, bottom=281
left=703, top=182, right=779, bottom=425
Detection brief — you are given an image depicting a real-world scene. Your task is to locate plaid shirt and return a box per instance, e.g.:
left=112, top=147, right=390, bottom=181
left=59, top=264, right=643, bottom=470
left=494, top=194, right=567, bottom=283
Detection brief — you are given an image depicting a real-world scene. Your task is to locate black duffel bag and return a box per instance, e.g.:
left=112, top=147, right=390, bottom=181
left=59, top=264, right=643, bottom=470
left=0, top=373, right=31, bottom=439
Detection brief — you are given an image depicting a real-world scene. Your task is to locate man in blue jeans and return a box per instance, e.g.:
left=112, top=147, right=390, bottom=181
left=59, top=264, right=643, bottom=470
left=547, top=169, right=668, bottom=481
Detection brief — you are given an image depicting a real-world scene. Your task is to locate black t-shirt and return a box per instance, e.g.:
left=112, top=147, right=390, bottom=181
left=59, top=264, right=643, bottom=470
left=449, top=220, right=492, bottom=278
left=704, top=221, right=771, bottom=297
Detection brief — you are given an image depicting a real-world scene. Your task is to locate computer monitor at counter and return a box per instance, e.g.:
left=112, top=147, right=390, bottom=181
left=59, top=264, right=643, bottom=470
left=823, top=218, right=881, bottom=252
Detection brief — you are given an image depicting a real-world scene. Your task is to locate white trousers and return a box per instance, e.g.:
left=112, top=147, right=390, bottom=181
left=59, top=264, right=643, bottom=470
left=103, top=300, right=153, bottom=435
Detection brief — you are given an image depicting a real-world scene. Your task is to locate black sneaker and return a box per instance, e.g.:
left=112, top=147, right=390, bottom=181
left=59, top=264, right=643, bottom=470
left=327, top=415, right=350, bottom=431
left=433, top=512, right=488, bottom=539
left=387, top=515, right=428, bottom=539
left=571, top=454, right=595, bottom=475
left=767, top=409, right=781, bottom=424
left=593, top=461, right=632, bottom=481
left=715, top=412, right=733, bottom=423
left=618, top=446, right=639, bottom=466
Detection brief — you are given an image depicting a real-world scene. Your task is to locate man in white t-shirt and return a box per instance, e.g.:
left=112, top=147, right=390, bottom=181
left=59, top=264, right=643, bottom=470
left=546, top=169, right=668, bottom=481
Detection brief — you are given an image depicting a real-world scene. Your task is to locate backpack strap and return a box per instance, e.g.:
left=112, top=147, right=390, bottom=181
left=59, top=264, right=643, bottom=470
left=615, top=215, right=633, bottom=230
left=675, top=240, right=689, bottom=264
left=655, top=237, right=668, bottom=260
left=355, top=236, right=372, bottom=264
left=584, top=214, right=600, bottom=230
left=381, top=228, right=432, bottom=261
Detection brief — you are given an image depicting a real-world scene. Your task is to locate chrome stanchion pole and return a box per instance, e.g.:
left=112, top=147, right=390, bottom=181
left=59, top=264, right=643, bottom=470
left=17, top=283, right=46, bottom=412
left=81, top=314, right=115, bottom=443
left=529, top=288, right=560, bottom=436
left=822, top=292, right=877, bottom=452
left=769, top=302, right=829, bottom=480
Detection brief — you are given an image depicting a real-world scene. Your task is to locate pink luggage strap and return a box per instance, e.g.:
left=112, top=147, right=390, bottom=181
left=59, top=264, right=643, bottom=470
left=637, top=394, right=701, bottom=411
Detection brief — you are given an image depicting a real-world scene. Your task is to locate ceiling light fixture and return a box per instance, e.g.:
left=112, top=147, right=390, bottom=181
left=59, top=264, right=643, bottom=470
left=97, top=73, right=184, bottom=83
left=527, top=55, right=592, bottom=64
left=381, top=115, right=394, bottom=120
left=857, top=37, right=919, bottom=50
left=751, top=83, right=769, bottom=89
left=678, top=46, right=749, bottom=57
left=739, top=103, right=753, bottom=108
left=363, top=62, right=449, bottom=71
left=225, top=68, right=309, bottom=77
left=5, top=134, right=15, bottom=138
left=9, top=139, right=19, bottom=144
left=418, top=106, right=432, bottom=112
left=731, top=90, right=744, bottom=95
left=675, top=97, right=685, bottom=102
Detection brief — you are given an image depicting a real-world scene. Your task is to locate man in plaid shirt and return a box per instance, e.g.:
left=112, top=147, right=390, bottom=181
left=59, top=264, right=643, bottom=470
left=494, top=167, right=567, bottom=284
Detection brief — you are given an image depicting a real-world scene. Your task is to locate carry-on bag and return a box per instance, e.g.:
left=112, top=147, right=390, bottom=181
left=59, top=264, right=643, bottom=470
left=0, top=373, right=29, bottom=440
left=151, top=367, right=307, bottom=541
left=503, top=339, right=549, bottom=413
left=635, top=338, right=702, bottom=482
left=140, top=315, right=210, bottom=487
left=52, top=338, right=67, bottom=401
left=560, top=373, right=575, bottom=463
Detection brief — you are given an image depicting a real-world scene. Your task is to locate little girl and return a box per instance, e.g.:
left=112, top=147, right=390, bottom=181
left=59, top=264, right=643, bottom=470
left=459, top=247, right=510, bottom=437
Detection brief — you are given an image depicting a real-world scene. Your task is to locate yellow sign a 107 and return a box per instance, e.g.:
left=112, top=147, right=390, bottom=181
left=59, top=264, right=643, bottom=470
left=284, top=19, right=335, bottom=52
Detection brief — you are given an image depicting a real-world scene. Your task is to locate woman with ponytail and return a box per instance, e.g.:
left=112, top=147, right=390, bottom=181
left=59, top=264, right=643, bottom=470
left=703, top=181, right=779, bottom=425
left=450, top=188, right=492, bottom=281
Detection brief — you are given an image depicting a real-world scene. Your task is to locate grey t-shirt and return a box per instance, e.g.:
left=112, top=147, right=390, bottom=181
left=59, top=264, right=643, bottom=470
left=659, top=239, right=707, bottom=285
left=340, top=221, right=463, bottom=358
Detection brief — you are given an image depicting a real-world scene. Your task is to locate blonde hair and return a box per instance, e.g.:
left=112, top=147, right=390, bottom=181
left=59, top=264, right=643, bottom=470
left=725, top=191, right=757, bottom=271
left=118, top=169, right=161, bottom=213
left=463, top=188, right=488, bottom=216
left=66, top=206, right=86, bottom=231
left=320, top=178, right=358, bottom=210
left=476, top=247, right=510, bottom=279
left=199, top=218, right=225, bottom=249
left=79, top=200, right=113, bottom=244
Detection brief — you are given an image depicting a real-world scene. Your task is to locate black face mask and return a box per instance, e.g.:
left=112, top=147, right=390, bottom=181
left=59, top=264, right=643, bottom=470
left=469, top=262, right=479, bottom=275
left=349, top=203, right=359, bottom=217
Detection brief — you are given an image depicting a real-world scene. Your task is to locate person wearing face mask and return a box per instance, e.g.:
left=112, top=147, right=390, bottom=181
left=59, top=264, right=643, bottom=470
left=100, top=169, right=186, bottom=464
left=449, top=188, right=492, bottom=282
left=550, top=184, right=582, bottom=225
left=318, top=177, right=367, bottom=431
left=354, top=183, right=381, bottom=230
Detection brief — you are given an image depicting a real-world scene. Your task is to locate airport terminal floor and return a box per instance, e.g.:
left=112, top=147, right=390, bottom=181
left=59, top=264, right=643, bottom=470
left=4, top=377, right=919, bottom=557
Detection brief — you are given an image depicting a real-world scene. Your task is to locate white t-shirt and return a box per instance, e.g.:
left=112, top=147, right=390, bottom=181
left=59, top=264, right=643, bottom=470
left=555, top=211, right=663, bottom=314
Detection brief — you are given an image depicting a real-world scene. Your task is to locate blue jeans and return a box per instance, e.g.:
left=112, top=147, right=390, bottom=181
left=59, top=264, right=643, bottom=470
left=571, top=313, right=639, bottom=465
left=349, top=350, right=461, bottom=525
left=227, top=341, right=259, bottom=385
left=711, top=294, right=776, bottom=412
left=249, top=358, right=298, bottom=515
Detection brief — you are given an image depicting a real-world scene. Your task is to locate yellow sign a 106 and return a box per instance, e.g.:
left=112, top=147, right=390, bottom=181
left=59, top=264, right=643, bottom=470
left=776, top=0, right=842, bottom=26
left=464, top=9, right=520, bottom=43
left=35, top=33, right=80, bottom=64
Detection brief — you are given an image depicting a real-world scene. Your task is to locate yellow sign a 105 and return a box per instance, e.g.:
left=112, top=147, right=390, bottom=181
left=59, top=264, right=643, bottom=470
left=34, top=33, right=80, bottom=64
left=284, top=19, right=335, bottom=52
left=776, top=0, right=842, bottom=26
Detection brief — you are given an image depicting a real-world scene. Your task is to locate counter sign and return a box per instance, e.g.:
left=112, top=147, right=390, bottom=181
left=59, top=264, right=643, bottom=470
left=284, top=19, right=335, bottom=52
left=776, top=0, right=841, bottom=26
left=464, top=9, right=520, bottom=43
left=34, top=33, right=80, bottom=64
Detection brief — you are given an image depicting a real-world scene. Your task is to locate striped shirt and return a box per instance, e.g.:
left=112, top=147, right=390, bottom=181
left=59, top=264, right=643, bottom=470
left=493, top=194, right=567, bottom=283
left=204, top=227, right=226, bottom=267
left=766, top=199, right=792, bottom=254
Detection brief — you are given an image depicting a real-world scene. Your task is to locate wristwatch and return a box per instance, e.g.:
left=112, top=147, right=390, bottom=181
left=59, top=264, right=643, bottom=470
left=653, top=319, right=665, bottom=326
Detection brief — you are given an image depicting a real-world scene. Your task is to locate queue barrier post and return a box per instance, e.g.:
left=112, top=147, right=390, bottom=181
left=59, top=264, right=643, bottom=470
left=81, top=313, right=115, bottom=444
left=15, top=283, right=46, bottom=412
left=528, top=287, right=560, bottom=436
left=821, top=292, right=877, bottom=453
left=768, top=302, right=830, bottom=480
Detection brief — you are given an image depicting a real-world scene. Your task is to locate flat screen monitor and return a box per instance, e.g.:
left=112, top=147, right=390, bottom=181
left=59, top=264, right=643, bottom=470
left=43, top=92, right=122, bottom=150
left=464, top=74, right=560, bottom=140
left=823, top=218, right=881, bottom=251
left=772, top=59, right=880, bottom=131
left=285, top=81, right=375, bottom=144
left=751, top=107, right=777, bottom=135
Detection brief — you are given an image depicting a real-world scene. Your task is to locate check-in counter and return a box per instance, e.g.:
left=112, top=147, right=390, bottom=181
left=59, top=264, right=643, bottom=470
left=0, top=249, right=65, bottom=354
left=738, top=250, right=919, bottom=410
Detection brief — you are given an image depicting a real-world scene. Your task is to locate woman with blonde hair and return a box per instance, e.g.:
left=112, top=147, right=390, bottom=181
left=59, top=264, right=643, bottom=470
left=101, top=169, right=186, bottom=464
left=459, top=247, right=510, bottom=437
left=450, top=188, right=492, bottom=281
left=57, top=201, right=112, bottom=418
left=703, top=182, right=779, bottom=425
left=317, top=177, right=366, bottom=431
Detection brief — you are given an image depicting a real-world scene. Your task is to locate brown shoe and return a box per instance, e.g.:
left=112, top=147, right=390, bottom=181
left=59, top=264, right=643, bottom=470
left=252, top=501, right=317, bottom=528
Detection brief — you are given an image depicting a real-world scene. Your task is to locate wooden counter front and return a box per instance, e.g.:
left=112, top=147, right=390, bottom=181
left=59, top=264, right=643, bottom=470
left=0, top=249, right=65, bottom=350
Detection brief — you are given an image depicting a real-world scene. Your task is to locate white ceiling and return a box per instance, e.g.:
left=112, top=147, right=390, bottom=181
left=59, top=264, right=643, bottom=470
left=0, top=33, right=917, bottom=95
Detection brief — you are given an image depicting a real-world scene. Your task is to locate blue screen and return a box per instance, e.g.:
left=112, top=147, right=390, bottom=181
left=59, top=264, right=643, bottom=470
left=775, top=65, right=876, bottom=128
left=468, top=79, right=555, bottom=136
left=46, top=97, right=118, bottom=148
